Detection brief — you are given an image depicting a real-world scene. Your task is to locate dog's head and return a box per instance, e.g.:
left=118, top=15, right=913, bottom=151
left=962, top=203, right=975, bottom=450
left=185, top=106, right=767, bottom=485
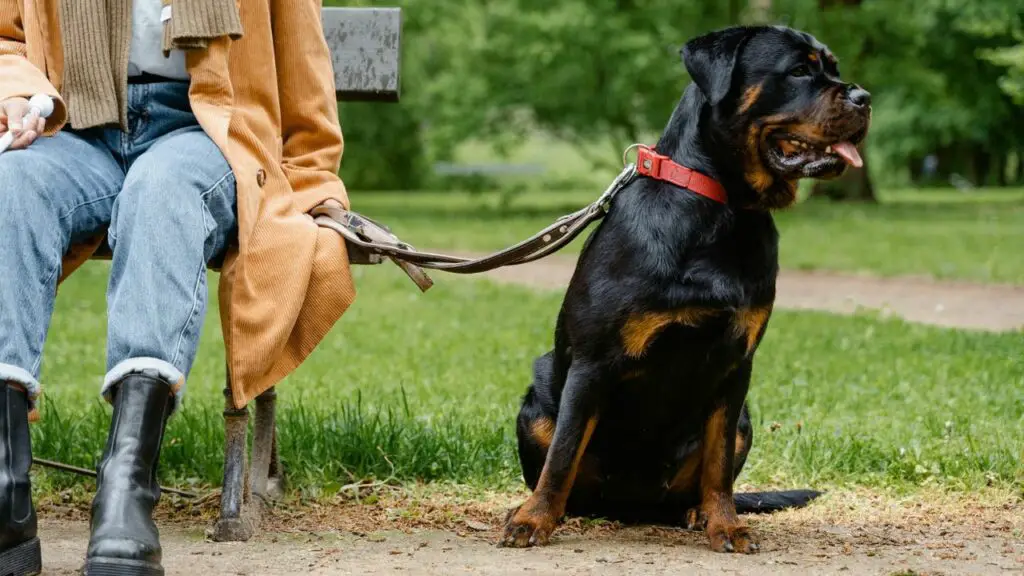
left=682, top=26, right=871, bottom=209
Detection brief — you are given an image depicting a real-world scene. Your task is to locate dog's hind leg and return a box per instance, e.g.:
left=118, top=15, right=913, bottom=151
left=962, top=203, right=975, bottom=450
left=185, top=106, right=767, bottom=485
left=501, top=360, right=609, bottom=548
left=514, top=352, right=560, bottom=490
left=733, top=402, right=753, bottom=479
left=515, top=395, right=551, bottom=491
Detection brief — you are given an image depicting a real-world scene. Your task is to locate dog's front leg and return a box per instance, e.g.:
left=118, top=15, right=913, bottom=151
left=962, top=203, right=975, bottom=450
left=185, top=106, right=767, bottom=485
left=500, top=361, right=606, bottom=548
left=700, top=360, right=759, bottom=554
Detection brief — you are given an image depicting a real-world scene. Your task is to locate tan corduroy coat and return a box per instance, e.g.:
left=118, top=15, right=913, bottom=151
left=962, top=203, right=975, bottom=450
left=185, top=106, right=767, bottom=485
left=0, top=0, right=356, bottom=409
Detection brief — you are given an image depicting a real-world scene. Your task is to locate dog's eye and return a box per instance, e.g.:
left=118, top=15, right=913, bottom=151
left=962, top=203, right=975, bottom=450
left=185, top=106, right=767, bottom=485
left=789, top=64, right=811, bottom=78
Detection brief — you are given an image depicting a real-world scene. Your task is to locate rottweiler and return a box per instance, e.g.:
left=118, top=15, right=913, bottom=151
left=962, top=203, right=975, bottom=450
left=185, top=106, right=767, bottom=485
left=501, top=25, right=871, bottom=553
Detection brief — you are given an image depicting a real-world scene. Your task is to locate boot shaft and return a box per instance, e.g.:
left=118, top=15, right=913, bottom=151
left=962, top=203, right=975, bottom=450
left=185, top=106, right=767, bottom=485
left=0, top=382, right=36, bottom=548
left=96, top=375, right=173, bottom=501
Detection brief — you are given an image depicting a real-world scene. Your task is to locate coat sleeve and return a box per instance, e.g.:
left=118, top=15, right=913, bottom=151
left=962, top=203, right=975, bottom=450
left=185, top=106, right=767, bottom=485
left=0, top=0, right=66, bottom=134
left=269, top=0, right=348, bottom=208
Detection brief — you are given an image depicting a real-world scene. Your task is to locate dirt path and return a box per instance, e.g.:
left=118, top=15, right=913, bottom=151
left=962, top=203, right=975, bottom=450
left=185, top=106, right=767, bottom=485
left=37, top=489, right=1023, bottom=575
left=443, top=252, right=1024, bottom=332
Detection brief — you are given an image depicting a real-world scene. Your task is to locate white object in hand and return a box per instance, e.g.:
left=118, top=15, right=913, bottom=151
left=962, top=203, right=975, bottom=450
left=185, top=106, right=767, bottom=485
left=0, top=94, right=55, bottom=155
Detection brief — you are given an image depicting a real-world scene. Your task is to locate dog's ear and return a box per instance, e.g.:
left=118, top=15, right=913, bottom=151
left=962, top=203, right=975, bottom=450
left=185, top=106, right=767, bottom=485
left=681, top=27, right=755, bottom=107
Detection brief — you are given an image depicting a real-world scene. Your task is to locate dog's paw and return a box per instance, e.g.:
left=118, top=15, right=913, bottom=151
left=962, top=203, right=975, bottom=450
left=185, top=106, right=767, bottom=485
left=499, top=503, right=558, bottom=548
left=707, top=522, right=759, bottom=554
left=684, top=507, right=708, bottom=531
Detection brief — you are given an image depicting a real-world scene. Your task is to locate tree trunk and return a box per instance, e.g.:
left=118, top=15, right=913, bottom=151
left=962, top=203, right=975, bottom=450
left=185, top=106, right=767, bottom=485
left=995, top=154, right=1007, bottom=187
left=908, top=156, right=922, bottom=184
left=972, top=147, right=991, bottom=186
left=810, top=0, right=877, bottom=202
left=935, top=145, right=954, bottom=182
left=748, top=0, right=771, bottom=23
left=729, top=0, right=743, bottom=23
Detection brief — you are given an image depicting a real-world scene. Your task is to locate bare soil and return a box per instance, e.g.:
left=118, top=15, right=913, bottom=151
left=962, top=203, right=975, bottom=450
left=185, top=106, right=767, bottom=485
left=36, top=488, right=1023, bottom=575
left=447, top=252, right=1024, bottom=332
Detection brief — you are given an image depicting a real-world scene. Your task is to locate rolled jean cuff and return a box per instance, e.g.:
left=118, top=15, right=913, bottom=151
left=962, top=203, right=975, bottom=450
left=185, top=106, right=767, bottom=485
left=103, top=357, right=185, bottom=411
left=0, top=363, right=41, bottom=406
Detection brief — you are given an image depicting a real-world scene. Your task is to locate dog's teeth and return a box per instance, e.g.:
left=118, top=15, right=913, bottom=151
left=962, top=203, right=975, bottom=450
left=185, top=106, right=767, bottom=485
left=825, top=145, right=833, bottom=154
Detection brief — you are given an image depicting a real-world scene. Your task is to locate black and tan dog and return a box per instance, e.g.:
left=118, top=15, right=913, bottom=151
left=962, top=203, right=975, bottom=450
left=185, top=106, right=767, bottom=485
left=502, top=25, right=870, bottom=553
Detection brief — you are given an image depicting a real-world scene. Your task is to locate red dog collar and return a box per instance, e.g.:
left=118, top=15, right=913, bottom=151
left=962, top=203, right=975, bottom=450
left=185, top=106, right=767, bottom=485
left=635, top=146, right=728, bottom=204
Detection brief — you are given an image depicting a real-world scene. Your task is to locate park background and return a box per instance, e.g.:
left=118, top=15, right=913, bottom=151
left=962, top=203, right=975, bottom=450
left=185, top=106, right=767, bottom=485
left=33, top=0, right=1022, bottom=537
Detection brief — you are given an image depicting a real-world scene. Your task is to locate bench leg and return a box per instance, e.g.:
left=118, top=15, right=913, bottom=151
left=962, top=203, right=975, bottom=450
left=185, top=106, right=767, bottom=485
left=267, top=417, right=284, bottom=497
left=251, top=387, right=284, bottom=500
left=212, top=384, right=256, bottom=542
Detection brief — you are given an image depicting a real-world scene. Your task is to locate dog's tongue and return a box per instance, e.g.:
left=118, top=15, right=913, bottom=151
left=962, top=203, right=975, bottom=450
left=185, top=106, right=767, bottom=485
left=832, top=141, right=863, bottom=168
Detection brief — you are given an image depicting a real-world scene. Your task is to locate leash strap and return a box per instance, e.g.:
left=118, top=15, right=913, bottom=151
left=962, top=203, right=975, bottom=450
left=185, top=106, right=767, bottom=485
left=312, top=164, right=638, bottom=291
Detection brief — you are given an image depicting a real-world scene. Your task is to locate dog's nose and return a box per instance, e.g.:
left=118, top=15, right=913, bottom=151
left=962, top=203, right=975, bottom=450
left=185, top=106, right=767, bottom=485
left=847, top=86, right=871, bottom=108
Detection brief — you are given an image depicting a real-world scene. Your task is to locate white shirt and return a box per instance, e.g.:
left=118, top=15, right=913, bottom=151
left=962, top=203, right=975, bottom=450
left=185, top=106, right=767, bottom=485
left=127, top=0, right=190, bottom=80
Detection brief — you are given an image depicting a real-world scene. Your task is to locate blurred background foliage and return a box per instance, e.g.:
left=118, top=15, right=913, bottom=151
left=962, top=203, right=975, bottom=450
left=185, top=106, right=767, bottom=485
left=327, top=0, right=1024, bottom=199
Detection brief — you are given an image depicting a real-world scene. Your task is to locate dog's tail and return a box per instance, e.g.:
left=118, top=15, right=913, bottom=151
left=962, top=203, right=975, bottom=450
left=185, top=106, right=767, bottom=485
left=734, top=490, right=822, bottom=514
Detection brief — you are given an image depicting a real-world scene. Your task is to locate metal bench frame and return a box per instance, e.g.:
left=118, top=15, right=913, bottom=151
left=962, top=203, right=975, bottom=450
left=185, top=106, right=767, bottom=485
left=86, top=7, right=402, bottom=542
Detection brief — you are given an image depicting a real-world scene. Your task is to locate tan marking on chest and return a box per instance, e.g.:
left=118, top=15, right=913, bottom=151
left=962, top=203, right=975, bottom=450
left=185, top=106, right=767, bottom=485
left=621, top=308, right=717, bottom=358
left=732, top=305, right=773, bottom=353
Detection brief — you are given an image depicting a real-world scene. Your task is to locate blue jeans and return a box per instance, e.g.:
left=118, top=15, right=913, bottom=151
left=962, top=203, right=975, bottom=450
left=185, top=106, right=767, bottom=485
left=0, top=82, right=237, bottom=408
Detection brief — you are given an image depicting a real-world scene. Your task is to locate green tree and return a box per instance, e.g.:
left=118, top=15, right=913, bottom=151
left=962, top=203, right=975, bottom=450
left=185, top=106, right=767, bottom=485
left=331, top=0, right=1024, bottom=192
left=418, top=0, right=738, bottom=170
left=799, top=0, right=1024, bottom=189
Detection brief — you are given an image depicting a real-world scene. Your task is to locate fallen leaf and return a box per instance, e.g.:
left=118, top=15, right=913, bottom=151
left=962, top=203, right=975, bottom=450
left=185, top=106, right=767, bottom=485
left=466, top=520, right=492, bottom=532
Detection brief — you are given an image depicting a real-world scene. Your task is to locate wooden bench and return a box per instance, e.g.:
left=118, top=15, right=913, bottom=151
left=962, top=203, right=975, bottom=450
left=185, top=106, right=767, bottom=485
left=87, top=6, right=403, bottom=542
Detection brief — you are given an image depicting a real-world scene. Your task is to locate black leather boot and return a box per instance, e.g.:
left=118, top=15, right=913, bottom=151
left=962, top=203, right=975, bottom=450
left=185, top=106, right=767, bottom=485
left=85, top=374, right=173, bottom=576
left=0, top=382, right=41, bottom=576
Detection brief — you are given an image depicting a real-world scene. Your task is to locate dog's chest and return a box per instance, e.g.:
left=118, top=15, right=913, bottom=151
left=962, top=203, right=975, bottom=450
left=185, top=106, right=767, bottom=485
left=601, top=305, right=768, bottom=445
left=620, top=303, right=771, bottom=366
left=621, top=241, right=778, bottom=363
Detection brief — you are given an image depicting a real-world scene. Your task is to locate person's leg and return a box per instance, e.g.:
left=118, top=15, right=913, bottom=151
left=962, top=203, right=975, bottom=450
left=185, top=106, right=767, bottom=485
left=0, top=131, right=122, bottom=573
left=103, top=88, right=237, bottom=404
left=86, top=82, right=236, bottom=575
left=0, top=131, right=124, bottom=401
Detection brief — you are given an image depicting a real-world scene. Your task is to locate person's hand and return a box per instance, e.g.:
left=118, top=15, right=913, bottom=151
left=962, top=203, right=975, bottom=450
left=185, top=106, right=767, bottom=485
left=0, top=97, right=47, bottom=150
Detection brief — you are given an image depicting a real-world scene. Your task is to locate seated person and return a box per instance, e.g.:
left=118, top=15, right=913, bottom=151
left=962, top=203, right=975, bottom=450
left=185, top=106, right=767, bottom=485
left=0, top=1, right=355, bottom=574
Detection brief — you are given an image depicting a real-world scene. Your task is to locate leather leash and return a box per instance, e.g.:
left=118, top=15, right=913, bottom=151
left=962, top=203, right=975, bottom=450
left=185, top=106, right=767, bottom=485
left=314, top=145, right=727, bottom=292
left=312, top=163, right=640, bottom=292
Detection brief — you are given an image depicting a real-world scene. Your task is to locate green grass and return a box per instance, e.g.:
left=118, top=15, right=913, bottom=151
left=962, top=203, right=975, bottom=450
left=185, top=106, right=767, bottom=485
left=352, top=188, right=1024, bottom=284
left=32, top=259, right=1024, bottom=497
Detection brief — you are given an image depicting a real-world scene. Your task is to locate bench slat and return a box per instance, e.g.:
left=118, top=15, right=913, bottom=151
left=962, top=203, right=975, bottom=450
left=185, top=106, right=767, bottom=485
left=323, top=7, right=402, bottom=102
